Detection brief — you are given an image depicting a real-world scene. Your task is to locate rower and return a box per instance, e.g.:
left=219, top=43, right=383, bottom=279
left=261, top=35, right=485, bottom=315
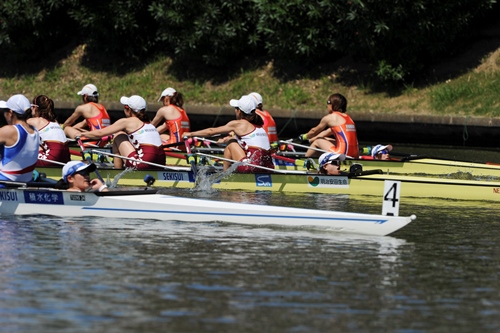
left=318, top=152, right=346, bottom=175
left=249, top=92, right=279, bottom=148
left=372, top=144, right=393, bottom=160
left=298, top=93, right=359, bottom=159
left=184, top=95, right=274, bottom=173
left=55, top=161, right=108, bottom=192
left=62, top=83, right=111, bottom=148
left=0, top=94, right=40, bottom=185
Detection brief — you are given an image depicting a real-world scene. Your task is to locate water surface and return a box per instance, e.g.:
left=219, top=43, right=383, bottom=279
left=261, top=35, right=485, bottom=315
left=1, top=190, right=499, bottom=333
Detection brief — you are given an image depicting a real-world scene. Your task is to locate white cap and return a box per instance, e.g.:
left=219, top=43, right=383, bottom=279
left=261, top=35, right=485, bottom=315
left=249, top=92, right=263, bottom=104
left=229, top=95, right=257, bottom=114
left=120, top=95, right=147, bottom=112
left=77, top=84, right=99, bottom=96
left=62, top=161, right=96, bottom=183
left=0, top=94, right=32, bottom=115
left=157, top=87, right=176, bottom=102
left=371, top=144, right=393, bottom=158
left=318, top=152, right=346, bottom=168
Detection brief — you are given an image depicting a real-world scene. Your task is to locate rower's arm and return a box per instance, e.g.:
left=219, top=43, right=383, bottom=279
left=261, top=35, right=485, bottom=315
left=63, top=105, right=85, bottom=127
left=305, top=116, right=330, bottom=139
left=156, top=123, right=168, bottom=134
left=185, top=120, right=240, bottom=138
left=80, top=119, right=127, bottom=139
left=0, top=125, right=17, bottom=146
left=310, top=128, right=334, bottom=142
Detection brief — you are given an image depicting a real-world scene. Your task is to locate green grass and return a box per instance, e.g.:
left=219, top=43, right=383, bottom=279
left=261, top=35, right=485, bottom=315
left=430, top=71, right=500, bottom=116
left=1, top=46, right=500, bottom=117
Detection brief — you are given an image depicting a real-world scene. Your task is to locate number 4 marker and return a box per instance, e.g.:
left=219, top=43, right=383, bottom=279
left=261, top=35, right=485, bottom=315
left=382, top=180, right=401, bottom=216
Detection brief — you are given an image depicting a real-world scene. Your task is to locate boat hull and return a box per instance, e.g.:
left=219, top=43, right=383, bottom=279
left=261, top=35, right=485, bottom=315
left=0, top=188, right=414, bottom=236
left=35, top=165, right=500, bottom=202
left=74, top=147, right=500, bottom=178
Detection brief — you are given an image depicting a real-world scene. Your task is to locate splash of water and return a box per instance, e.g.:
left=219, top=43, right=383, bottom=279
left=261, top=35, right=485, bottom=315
left=191, top=163, right=241, bottom=193
left=105, top=167, right=136, bottom=188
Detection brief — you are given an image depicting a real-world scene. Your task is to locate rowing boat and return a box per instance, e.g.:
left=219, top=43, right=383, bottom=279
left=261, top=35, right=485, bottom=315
left=34, top=162, right=500, bottom=202
left=0, top=186, right=415, bottom=237
left=75, top=146, right=500, bottom=179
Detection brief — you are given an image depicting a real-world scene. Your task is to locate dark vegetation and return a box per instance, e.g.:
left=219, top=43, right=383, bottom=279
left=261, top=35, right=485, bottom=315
left=1, top=0, right=499, bottom=92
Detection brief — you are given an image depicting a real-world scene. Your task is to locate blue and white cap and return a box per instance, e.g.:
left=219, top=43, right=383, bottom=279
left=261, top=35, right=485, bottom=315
left=371, top=144, right=392, bottom=158
left=318, top=152, right=346, bottom=168
left=62, top=161, right=96, bottom=183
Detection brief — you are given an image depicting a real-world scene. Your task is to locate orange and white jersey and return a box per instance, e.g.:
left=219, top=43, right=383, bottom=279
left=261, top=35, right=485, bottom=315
left=328, top=112, right=359, bottom=158
left=256, top=110, right=278, bottom=143
left=165, top=106, right=190, bottom=144
left=86, top=102, right=110, bottom=130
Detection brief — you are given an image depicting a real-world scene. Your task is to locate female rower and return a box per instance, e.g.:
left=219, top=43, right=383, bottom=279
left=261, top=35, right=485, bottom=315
left=55, top=161, right=108, bottom=192
left=249, top=92, right=279, bottom=147
left=151, top=87, right=190, bottom=150
left=318, top=152, right=345, bottom=175
left=371, top=144, right=393, bottom=160
left=0, top=94, right=40, bottom=183
left=28, top=94, right=71, bottom=166
left=80, top=95, right=165, bottom=170
left=184, top=95, right=274, bottom=172
left=301, top=93, right=359, bottom=159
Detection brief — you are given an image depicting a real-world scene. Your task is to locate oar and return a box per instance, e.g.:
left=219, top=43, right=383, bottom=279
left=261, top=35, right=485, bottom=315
left=76, top=137, right=105, bottom=184
left=279, top=140, right=357, bottom=159
left=89, top=149, right=192, bottom=171
left=345, top=169, right=384, bottom=178
left=192, top=136, right=224, bottom=148
left=183, top=136, right=198, bottom=178
left=0, top=179, right=58, bottom=188
left=195, top=152, right=311, bottom=175
left=162, top=141, right=187, bottom=149
left=37, top=158, right=66, bottom=166
left=193, top=136, right=317, bottom=170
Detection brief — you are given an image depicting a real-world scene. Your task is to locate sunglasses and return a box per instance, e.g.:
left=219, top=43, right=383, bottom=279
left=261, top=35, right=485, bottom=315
left=377, top=150, right=389, bottom=155
left=322, top=160, right=340, bottom=168
left=64, top=164, right=90, bottom=182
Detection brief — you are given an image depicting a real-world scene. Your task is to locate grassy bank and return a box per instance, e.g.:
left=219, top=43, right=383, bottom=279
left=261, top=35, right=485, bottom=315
left=1, top=44, right=500, bottom=117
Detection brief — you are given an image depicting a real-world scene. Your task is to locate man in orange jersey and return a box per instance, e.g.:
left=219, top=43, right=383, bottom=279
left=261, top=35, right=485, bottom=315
left=63, top=84, right=111, bottom=146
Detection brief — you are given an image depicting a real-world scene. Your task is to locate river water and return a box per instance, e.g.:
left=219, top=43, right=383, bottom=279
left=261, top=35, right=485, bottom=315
left=1, top=189, right=499, bottom=333
left=1, top=145, right=500, bottom=332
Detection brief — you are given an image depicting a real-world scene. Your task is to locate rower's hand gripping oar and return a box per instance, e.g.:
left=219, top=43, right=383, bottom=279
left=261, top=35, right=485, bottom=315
left=183, top=136, right=198, bottom=178
left=76, top=136, right=105, bottom=185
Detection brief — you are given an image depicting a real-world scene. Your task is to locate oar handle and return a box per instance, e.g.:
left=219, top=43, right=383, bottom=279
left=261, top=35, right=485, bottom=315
left=76, top=136, right=105, bottom=184
left=183, top=136, right=198, bottom=178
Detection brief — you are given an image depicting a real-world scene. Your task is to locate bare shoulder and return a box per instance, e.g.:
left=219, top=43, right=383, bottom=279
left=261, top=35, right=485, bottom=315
left=27, top=117, right=47, bottom=129
left=0, top=125, right=17, bottom=144
left=74, top=103, right=96, bottom=118
left=324, top=112, right=345, bottom=126
left=231, top=119, right=254, bottom=135
left=156, top=105, right=180, bottom=119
